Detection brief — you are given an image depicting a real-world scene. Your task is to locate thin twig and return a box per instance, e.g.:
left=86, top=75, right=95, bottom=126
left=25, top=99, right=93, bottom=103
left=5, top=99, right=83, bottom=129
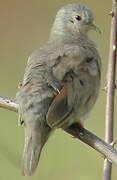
left=103, top=0, right=117, bottom=180
left=0, top=96, right=117, bottom=165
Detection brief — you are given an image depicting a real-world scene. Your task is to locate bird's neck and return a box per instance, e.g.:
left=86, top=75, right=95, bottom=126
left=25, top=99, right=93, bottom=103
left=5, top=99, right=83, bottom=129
left=49, top=30, right=89, bottom=44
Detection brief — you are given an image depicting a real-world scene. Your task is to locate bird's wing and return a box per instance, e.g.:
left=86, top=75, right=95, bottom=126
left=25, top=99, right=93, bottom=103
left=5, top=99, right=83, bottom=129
left=46, top=79, right=76, bottom=128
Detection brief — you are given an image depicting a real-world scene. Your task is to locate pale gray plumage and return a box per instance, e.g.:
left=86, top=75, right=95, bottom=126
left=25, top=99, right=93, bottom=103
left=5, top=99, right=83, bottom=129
left=16, top=3, right=101, bottom=176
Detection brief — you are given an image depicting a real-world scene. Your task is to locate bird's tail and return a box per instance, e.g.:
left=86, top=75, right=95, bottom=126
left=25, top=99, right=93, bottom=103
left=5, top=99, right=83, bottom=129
left=21, top=126, right=48, bottom=176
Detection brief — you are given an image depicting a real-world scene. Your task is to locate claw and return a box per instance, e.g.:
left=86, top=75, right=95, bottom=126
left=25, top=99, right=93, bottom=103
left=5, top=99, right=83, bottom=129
left=18, top=82, right=22, bottom=89
left=53, top=86, right=60, bottom=94
left=50, top=80, right=61, bottom=94
left=18, top=115, right=24, bottom=126
left=110, top=140, right=117, bottom=147
left=47, top=80, right=61, bottom=94
left=18, top=109, right=24, bottom=126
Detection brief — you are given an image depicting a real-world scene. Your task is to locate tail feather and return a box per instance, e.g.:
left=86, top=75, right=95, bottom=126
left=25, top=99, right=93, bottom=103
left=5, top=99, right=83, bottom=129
left=22, top=128, right=43, bottom=176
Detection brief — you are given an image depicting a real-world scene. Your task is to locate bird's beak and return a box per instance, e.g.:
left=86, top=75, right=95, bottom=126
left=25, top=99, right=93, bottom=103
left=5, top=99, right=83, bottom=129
left=91, top=23, right=101, bottom=34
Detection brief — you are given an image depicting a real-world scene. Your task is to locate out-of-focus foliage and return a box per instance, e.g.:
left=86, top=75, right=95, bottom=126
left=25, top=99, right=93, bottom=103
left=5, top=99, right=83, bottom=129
left=0, top=0, right=117, bottom=180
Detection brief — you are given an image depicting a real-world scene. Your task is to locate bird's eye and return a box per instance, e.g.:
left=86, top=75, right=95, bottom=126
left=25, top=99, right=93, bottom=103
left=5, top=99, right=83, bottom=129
left=75, top=15, right=82, bottom=21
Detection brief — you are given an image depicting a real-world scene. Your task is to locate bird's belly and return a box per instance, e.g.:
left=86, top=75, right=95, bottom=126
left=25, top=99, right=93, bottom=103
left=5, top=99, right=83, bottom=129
left=62, top=72, right=100, bottom=129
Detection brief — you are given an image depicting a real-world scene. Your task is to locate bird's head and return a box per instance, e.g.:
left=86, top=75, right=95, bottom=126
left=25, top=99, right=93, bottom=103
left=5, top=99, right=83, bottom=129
left=50, top=3, right=101, bottom=40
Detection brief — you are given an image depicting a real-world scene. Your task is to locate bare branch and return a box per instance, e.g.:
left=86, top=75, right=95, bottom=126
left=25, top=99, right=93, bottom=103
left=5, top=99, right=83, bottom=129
left=0, top=95, right=117, bottom=166
left=103, top=0, right=117, bottom=179
left=0, top=96, right=18, bottom=112
left=66, top=124, right=117, bottom=165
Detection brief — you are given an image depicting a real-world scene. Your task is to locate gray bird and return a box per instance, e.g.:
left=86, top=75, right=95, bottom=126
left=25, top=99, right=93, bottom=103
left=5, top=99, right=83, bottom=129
left=16, top=3, right=101, bottom=176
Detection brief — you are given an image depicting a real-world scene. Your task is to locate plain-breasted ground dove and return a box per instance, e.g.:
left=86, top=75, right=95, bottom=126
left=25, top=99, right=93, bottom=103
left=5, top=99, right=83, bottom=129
left=16, top=3, right=101, bottom=176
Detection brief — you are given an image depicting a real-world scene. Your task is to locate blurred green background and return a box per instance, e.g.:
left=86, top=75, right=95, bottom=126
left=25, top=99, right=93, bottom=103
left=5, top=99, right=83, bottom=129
left=0, top=0, right=117, bottom=179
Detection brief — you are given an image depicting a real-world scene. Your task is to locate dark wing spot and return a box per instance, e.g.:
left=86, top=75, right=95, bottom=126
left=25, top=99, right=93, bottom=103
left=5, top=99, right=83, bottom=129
left=64, top=70, right=75, bottom=82
left=79, top=79, right=84, bottom=86
left=86, top=57, right=94, bottom=63
left=28, top=103, right=34, bottom=109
